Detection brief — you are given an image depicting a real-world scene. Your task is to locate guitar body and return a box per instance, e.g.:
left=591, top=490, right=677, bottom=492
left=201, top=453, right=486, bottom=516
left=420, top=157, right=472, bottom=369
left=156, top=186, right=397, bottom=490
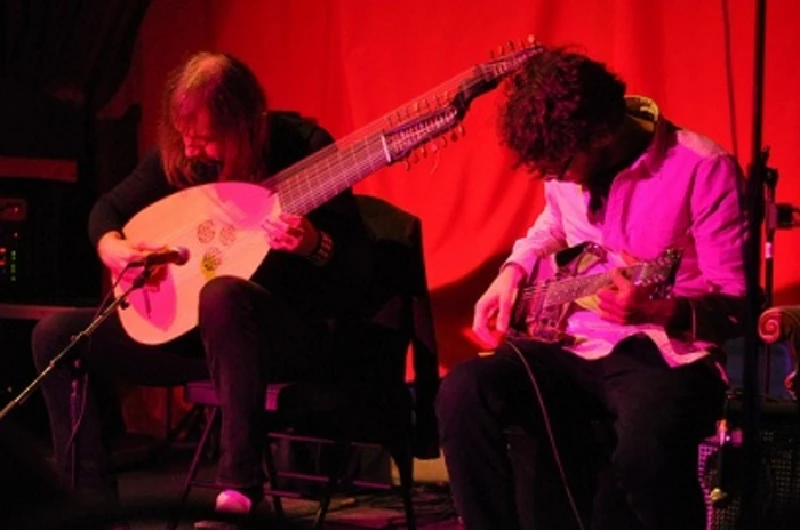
left=510, top=243, right=608, bottom=343
left=509, top=243, right=680, bottom=345
left=114, top=182, right=279, bottom=345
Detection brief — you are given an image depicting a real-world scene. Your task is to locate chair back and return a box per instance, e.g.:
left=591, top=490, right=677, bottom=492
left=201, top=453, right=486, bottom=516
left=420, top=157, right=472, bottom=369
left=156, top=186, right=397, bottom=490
left=346, top=194, right=440, bottom=459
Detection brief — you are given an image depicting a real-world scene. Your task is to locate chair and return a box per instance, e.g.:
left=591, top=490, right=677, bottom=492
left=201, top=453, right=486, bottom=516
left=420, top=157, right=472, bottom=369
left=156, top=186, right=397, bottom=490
left=757, top=305, right=800, bottom=399
left=169, top=194, right=440, bottom=530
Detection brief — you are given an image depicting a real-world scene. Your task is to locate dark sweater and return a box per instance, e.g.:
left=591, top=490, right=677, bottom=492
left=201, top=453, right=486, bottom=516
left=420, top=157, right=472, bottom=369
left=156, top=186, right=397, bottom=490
left=88, top=111, right=376, bottom=319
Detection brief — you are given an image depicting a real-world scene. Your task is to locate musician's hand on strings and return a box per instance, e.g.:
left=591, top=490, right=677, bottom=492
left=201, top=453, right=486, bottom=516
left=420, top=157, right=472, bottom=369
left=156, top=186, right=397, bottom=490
left=472, top=263, right=526, bottom=349
left=597, top=268, right=676, bottom=326
left=264, top=213, right=319, bottom=256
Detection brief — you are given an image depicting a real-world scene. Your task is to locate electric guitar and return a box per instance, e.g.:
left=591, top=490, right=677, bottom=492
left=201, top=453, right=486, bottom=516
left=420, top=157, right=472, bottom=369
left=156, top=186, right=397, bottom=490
left=508, top=242, right=683, bottom=343
left=117, top=38, right=546, bottom=345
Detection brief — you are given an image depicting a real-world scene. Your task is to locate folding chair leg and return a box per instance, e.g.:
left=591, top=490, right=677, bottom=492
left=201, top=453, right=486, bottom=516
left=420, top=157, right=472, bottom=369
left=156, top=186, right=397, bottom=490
left=313, top=442, right=353, bottom=529
left=389, top=441, right=417, bottom=530
left=164, top=403, right=205, bottom=446
left=164, top=406, right=220, bottom=530
left=263, top=439, right=284, bottom=519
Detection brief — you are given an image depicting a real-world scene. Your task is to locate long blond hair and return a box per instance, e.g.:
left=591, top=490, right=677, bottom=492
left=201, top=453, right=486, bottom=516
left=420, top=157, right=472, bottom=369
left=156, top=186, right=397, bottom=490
left=158, top=51, right=268, bottom=187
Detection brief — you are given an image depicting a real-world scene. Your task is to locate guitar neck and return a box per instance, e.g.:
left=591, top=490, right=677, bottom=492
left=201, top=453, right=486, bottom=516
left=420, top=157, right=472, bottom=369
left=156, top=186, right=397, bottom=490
left=541, top=264, right=644, bottom=307
left=271, top=134, right=389, bottom=215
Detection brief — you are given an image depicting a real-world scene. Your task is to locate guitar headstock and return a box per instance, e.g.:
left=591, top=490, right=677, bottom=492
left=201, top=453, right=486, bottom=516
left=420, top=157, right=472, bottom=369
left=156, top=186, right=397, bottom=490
left=381, top=36, right=545, bottom=164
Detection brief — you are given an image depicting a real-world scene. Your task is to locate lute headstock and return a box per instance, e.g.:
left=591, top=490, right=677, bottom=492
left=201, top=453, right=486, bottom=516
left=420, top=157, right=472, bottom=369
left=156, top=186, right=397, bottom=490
left=380, top=36, right=545, bottom=164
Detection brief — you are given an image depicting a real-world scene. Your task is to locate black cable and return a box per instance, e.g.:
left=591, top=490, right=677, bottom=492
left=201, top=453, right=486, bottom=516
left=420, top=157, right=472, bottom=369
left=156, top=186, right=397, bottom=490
left=505, top=340, right=586, bottom=530
left=721, top=0, right=739, bottom=162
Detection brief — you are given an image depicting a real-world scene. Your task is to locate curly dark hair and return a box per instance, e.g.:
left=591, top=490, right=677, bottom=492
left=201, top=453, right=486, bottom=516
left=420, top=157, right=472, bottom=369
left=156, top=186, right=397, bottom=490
left=499, top=47, right=627, bottom=176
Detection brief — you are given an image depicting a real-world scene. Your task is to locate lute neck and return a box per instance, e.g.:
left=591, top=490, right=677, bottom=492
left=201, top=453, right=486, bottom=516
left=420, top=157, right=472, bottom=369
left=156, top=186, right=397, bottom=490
left=269, top=133, right=388, bottom=215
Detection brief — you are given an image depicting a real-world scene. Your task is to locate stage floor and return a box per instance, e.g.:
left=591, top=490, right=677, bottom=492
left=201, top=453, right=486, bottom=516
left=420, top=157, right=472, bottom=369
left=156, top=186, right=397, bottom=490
left=116, top=447, right=460, bottom=529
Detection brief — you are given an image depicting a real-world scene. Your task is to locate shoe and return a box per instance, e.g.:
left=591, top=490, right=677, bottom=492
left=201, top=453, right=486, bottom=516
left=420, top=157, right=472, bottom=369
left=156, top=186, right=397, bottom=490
left=214, top=489, right=253, bottom=514
left=193, top=490, right=252, bottom=529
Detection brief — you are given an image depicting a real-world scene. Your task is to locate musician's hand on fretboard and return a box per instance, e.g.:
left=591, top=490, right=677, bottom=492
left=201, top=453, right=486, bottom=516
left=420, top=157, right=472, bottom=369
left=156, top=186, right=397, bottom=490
left=597, top=268, right=677, bottom=326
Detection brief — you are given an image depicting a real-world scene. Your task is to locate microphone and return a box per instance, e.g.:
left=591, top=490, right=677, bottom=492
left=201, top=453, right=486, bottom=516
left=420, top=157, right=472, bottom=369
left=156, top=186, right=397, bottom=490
left=129, top=247, right=191, bottom=268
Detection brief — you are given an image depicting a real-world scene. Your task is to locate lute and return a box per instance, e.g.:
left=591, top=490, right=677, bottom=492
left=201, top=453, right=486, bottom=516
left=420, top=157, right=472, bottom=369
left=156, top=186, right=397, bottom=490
left=117, top=38, right=545, bottom=345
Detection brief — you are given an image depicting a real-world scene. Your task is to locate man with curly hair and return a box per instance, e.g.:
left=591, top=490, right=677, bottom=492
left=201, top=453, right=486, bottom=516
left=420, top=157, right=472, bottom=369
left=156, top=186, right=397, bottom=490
left=436, top=48, right=746, bottom=529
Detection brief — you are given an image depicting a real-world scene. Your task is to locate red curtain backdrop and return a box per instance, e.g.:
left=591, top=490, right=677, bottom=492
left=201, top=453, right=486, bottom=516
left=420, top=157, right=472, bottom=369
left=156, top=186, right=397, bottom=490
left=112, top=0, right=800, bottom=432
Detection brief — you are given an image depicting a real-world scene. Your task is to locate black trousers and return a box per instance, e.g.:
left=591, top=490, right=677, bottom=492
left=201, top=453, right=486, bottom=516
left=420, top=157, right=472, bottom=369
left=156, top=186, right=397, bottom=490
left=31, top=275, right=334, bottom=501
left=436, top=335, right=726, bottom=530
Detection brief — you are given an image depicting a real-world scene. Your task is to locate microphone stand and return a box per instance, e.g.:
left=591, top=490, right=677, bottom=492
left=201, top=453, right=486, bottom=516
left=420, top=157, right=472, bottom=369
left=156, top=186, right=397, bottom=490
left=0, top=267, right=151, bottom=489
left=763, top=159, right=779, bottom=393
left=741, top=0, right=767, bottom=527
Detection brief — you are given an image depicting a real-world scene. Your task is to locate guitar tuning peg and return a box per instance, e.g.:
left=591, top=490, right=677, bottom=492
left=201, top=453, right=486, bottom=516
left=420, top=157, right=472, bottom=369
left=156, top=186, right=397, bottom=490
left=420, top=144, right=427, bottom=158
left=507, top=40, right=515, bottom=51
left=386, top=115, right=394, bottom=127
left=440, top=135, right=448, bottom=148
left=404, top=159, right=412, bottom=171
left=458, top=123, right=466, bottom=136
left=413, top=101, right=420, bottom=114
left=450, top=130, right=458, bottom=142
left=489, top=48, right=496, bottom=59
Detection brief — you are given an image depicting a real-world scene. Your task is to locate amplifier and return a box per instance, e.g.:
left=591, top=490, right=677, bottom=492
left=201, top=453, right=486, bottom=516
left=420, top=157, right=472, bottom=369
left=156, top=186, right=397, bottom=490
left=0, top=178, right=100, bottom=306
left=0, top=196, right=30, bottom=295
left=698, top=398, right=800, bottom=530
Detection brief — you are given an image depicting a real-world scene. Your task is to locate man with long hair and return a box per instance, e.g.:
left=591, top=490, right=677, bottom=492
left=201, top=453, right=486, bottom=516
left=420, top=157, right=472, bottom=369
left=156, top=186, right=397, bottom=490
left=436, top=48, right=746, bottom=529
left=31, top=51, right=376, bottom=528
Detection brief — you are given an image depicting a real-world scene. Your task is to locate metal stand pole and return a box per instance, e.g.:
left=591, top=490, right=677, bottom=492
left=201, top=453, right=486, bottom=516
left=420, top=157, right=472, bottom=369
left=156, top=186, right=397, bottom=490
left=741, top=0, right=768, bottom=526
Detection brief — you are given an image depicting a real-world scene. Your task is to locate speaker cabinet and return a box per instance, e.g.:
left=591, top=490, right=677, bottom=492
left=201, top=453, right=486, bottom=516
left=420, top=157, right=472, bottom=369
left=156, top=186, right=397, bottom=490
left=698, top=399, right=800, bottom=530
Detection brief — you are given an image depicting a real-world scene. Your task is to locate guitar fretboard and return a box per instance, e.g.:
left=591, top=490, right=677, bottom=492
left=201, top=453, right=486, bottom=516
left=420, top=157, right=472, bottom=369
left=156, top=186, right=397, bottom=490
left=271, top=134, right=388, bottom=215
left=538, top=264, right=646, bottom=307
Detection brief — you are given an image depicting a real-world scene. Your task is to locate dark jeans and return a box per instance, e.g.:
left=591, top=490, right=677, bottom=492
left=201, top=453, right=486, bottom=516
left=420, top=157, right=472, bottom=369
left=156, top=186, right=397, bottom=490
left=436, top=334, right=727, bottom=530
left=31, top=275, right=333, bottom=501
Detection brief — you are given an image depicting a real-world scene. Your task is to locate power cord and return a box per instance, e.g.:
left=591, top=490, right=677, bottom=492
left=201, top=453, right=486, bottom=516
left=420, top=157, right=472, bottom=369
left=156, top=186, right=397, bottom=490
left=504, top=340, right=586, bottom=530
